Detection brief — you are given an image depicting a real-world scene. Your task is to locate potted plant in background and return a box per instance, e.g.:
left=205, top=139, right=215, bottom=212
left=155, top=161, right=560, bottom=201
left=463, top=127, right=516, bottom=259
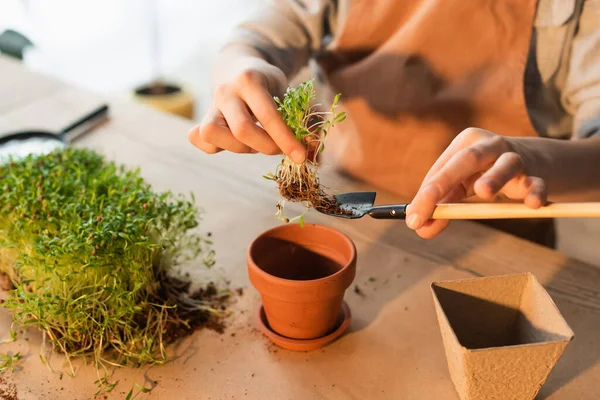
left=132, top=0, right=195, bottom=119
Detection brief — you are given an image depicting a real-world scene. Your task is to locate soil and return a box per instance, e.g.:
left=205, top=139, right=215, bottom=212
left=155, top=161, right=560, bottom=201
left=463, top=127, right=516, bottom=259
left=354, top=285, right=365, bottom=297
left=146, top=273, right=231, bottom=344
left=135, top=82, right=181, bottom=97
left=0, top=375, right=18, bottom=400
left=276, top=168, right=351, bottom=216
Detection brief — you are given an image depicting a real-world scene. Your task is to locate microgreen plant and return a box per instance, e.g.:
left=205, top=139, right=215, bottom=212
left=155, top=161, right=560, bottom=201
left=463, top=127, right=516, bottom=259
left=0, top=148, right=225, bottom=392
left=0, top=352, right=20, bottom=372
left=264, top=79, right=347, bottom=222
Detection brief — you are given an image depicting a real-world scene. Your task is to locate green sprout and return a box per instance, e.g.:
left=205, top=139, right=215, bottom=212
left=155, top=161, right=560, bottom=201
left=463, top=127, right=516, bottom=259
left=266, top=79, right=347, bottom=222
left=0, top=352, right=20, bottom=372
left=125, top=382, right=152, bottom=399
left=0, top=148, right=225, bottom=393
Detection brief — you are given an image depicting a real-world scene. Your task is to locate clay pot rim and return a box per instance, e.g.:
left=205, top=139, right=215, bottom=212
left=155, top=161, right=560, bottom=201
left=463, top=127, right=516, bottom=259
left=247, top=223, right=357, bottom=286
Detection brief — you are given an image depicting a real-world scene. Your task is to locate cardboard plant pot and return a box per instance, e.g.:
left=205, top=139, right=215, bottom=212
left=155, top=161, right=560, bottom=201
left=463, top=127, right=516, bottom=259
left=132, top=81, right=195, bottom=119
left=431, top=273, right=574, bottom=400
left=247, top=223, right=356, bottom=340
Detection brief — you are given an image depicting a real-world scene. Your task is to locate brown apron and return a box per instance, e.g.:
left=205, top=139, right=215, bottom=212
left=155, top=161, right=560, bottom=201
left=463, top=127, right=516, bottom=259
left=318, top=0, right=555, bottom=247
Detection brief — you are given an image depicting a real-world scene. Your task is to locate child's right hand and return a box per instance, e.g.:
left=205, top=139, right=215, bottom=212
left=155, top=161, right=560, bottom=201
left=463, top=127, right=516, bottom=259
left=188, top=58, right=306, bottom=164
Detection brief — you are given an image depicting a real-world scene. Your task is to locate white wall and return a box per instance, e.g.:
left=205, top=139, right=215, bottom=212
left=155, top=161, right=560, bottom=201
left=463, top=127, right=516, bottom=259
left=0, top=0, right=257, bottom=114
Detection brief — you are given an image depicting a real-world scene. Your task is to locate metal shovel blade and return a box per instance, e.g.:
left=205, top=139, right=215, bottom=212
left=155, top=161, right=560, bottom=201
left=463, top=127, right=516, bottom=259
left=325, top=191, right=378, bottom=219
left=320, top=191, right=409, bottom=220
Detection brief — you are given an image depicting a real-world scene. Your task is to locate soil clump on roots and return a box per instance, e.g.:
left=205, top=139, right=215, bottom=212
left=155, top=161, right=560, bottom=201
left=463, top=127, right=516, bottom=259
left=275, top=163, right=350, bottom=216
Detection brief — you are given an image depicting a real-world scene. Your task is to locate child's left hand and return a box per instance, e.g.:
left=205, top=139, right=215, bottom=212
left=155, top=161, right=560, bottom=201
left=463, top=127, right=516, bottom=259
left=406, top=128, right=548, bottom=238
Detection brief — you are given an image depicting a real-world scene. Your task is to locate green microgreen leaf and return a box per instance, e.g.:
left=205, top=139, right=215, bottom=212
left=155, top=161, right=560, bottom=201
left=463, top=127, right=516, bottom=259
left=137, top=384, right=152, bottom=393
left=0, top=352, right=20, bottom=372
left=288, top=214, right=305, bottom=228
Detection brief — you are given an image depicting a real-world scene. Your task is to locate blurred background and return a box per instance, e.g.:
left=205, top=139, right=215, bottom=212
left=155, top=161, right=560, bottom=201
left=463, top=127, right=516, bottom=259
left=0, top=0, right=257, bottom=118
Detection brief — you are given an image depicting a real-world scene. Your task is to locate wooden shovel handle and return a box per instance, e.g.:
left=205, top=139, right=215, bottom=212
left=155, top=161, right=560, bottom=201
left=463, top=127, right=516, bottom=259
left=420, top=203, right=600, bottom=219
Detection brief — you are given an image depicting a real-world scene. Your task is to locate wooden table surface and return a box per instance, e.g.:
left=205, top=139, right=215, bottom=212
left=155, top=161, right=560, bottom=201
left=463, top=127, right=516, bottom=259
left=0, top=55, right=599, bottom=400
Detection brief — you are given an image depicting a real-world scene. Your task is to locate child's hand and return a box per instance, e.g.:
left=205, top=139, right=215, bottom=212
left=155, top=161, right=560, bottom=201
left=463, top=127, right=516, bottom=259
left=406, top=128, right=547, bottom=238
left=188, top=58, right=306, bottom=164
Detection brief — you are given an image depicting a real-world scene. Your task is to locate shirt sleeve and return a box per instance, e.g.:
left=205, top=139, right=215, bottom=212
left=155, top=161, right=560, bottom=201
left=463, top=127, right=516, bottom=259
left=223, top=0, right=339, bottom=79
left=562, top=1, right=600, bottom=138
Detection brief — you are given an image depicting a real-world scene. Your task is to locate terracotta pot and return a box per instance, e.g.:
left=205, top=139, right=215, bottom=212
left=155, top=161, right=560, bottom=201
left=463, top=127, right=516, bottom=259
left=247, top=223, right=356, bottom=340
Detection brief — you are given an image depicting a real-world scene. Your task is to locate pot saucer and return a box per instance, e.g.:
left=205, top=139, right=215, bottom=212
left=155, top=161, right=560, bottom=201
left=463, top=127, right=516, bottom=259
left=256, top=301, right=351, bottom=352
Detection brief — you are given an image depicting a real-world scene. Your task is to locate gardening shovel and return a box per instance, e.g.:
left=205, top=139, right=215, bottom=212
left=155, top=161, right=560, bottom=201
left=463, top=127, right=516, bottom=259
left=319, top=191, right=600, bottom=219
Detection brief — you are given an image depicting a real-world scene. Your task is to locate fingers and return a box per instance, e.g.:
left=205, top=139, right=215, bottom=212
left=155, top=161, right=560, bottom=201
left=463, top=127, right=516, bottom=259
left=420, top=128, right=494, bottom=185
left=219, top=96, right=279, bottom=154
left=189, top=104, right=254, bottom=154
left=190, top=67, right=305, bottom=161
left=187, top=124, right=222, bottom=154
left=413, top=185, right=465, bottom=239
left=472, top=153, right=546, bottom=207
left=522, top=176, right=547, bottom=209
left=407, top=137, right=507, bottom=230
left=473, top=152, right=524, bottom=199
left=238, top=73, right=305, bottom=163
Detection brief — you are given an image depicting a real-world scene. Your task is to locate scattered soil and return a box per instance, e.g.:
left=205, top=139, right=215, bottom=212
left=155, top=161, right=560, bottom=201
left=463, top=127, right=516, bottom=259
left=0, top=376, right=18, bottom=400
left=265, top=341, right=280, bottom=354
left=276, top=167, right=351, bottom=216
left=354, top=285, right=365, bottom=297
left=134, top=274, right=232, bottom=346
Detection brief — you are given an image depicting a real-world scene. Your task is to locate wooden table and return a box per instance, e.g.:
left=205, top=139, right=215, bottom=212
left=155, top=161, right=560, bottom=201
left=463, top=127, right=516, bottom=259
left=0, top=55, right=599, bottom=399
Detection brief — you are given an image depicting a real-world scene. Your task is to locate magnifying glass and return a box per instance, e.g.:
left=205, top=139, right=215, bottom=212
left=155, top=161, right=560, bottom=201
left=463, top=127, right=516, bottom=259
left=0, top=104, right=109, bottom=162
